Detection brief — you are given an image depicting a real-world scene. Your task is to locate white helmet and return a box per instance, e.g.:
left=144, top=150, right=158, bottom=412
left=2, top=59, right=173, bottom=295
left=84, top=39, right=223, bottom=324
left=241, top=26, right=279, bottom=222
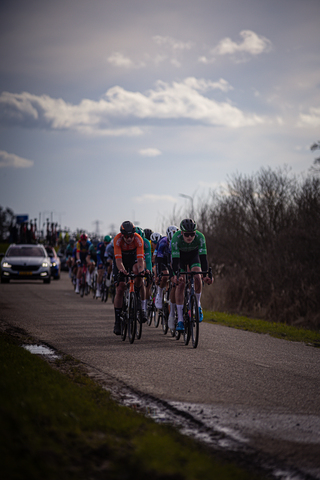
left=166, top=225, right=178, bottom=242
left=150, top=232, right=162, bottom=244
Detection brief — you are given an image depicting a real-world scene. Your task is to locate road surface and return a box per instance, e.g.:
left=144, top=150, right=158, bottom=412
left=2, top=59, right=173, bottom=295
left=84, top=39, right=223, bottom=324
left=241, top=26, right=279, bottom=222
left=1, top=272, right=320, bottom=479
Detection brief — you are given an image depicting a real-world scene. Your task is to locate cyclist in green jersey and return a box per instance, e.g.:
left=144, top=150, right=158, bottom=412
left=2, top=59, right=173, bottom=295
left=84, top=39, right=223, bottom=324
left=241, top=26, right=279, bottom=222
left=171, top=218, right=213, bottom=331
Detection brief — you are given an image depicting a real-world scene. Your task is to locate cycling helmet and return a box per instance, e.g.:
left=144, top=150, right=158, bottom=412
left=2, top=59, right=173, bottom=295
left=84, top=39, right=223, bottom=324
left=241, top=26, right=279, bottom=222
left=135, top=227, right=145, bottom=238
left=144, top=228, right=153, bottom=240
left=104, top=235, right=112, bottom=243
left=150, top=232, right=162, bottom=244
left=69, top=238, right=75, bottom=245
left=166, top=225, right=178, bottom=242
left=180, top=218, right=197, bottom=232
left=80, top=233, right=88, bottom=241
left=120, top=221, right=136, bottom=235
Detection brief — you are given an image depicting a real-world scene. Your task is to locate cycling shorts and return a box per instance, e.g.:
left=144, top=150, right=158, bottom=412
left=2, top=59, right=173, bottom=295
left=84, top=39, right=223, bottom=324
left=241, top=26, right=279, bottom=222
left=113, top=251, right=137, bottom=282
left=179, top=249, right=201, bottom=272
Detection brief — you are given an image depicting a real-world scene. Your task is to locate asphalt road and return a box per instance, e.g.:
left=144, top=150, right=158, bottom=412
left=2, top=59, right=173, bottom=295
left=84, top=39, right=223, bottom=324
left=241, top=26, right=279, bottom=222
left=1, top=272, right=320, bottom=479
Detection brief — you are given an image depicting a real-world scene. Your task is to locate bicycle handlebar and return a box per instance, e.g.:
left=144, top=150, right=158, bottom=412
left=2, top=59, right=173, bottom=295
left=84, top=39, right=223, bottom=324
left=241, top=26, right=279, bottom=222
left=177, top=267, right=213, bottom=280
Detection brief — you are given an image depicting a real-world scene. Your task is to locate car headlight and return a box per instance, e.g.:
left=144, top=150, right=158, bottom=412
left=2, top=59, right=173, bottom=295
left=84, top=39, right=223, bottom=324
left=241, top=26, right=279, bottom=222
left=2, top=262, right=12, bottom=268
left=42, top=262, right=49, bottom=267
left=52, top=262, right=57, bottom=267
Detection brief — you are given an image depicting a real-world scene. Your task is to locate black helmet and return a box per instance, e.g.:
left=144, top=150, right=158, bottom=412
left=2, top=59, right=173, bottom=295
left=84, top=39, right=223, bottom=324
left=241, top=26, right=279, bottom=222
left=180, top=218, right=197, bottom=232
left=144, top=228, right=153, bottom=240
left=120, top=221, right=136, bottom=235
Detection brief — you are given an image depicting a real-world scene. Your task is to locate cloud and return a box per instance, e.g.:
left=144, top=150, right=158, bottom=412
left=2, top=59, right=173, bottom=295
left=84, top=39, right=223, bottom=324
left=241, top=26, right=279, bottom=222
left=107, top=52, right=134, bottom=68
left=107, top=52, right=146, bottom=69
left=133, top=194, right=177, bottom=203
left=0, top=78, right=264, bottom=134
left=200, top=30, right=272, bottom=63
left=152, top=36, right=194, bottom=51
left=139, top=148, right=162, bottom=157
left=298, top=108, right=320, bottom=128
left=0, top=150, right=34, bottom=168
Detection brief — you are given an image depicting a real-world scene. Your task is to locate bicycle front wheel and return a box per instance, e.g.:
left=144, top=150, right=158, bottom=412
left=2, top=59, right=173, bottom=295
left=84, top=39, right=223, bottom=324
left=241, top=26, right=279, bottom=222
left=190, top=294, right=199, bottom=348
left=136, top=308, right=142, bottom=340
left=128, top=292, right=137, bottom=344
left=121, top=297, right=127, bottom=341
left=162, top=304, right=168, bottom=335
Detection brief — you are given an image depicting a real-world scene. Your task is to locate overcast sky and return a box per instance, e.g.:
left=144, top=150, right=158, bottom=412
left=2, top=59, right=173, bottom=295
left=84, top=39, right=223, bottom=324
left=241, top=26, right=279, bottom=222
left=0, top=0, right=319, bottom=236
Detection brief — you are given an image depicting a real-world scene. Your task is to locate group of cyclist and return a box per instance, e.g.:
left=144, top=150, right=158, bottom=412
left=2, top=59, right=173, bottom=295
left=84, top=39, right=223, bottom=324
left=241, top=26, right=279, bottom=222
left=64, top=217, right=213, bottom=337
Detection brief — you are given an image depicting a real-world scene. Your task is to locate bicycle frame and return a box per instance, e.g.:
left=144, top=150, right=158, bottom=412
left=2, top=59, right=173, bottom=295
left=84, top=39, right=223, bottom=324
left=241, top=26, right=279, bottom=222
left=177, top=269, right=212, bottom=348
left=119, top=271, right=144, bottom=344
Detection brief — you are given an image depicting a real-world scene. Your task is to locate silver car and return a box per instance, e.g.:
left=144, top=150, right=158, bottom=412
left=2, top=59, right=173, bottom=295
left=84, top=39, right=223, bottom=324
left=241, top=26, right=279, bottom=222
left=0, top=244, right=51, bottom=284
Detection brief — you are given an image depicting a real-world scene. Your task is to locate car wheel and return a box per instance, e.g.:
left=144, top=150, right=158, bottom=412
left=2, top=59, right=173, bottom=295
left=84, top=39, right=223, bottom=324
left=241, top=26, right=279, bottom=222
left=1, top=277, right=10, bottom=283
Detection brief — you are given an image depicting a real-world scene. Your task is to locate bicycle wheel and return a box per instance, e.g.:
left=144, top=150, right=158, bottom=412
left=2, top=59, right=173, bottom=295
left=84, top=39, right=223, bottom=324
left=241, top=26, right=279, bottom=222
left=104, top=286, right=109, bottom=302
left=128, top=292, right=137, bottom=344
left=154, top=310, right=161, bottom=328
left=183, top=302, right=191, bottom=345
left=190, top=294, right=199, bottom=348
left=120, top=312, right=127, bottom=341
left=91, top=276, right=96, bottom=298
left=162, top=303, right=168, bottom=335
left=80, top=274, right=85, bottom=297
left=136, top=308, right=142, bottom=340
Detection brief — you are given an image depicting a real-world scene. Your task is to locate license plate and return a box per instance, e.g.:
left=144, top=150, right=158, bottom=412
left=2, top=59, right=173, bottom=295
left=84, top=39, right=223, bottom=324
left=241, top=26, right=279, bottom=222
left=19, top=271, right=33, bottom=275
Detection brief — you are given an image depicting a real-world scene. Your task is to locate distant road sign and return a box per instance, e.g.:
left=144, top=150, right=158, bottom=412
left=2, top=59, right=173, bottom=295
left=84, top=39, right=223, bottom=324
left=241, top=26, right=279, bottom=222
left=16, top=215, right=29, bottom=224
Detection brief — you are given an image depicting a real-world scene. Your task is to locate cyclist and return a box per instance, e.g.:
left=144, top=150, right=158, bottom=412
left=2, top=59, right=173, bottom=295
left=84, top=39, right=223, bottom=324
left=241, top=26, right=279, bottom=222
left=66, top=238, right=75, bottom=278
left=113, top=221, right=145, bottom=335
left=171, top=219, right=213, bottom=331
left=75, top=233, right=92, bottom=294
left=96, top=235, right=112, bottom=298
left=154, top=225, right=178, bottom=307
left=135, top=227, right=152, bottom=322
left=150, top=231, right=162, bottom=265
left=88, top=239, right=99, bottom=288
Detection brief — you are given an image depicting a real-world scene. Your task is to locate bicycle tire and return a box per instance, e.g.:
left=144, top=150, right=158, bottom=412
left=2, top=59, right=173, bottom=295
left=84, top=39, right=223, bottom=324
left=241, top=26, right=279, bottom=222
left=154, top=310, right=161, bottom=328
left=104, top=286, right=109, bottom=302
left=162, top=304, right=168, bottom=335
left=183, top=303, right=191, bottom=345
left=120, top=312, right=127, bottom=341
left=136, top=308, right=142, bottom=340
left=147, top=302, right=153, bottom=326
left=190, top=294, right=199, bottom=348
left=80, top=273, right=85, bottom=297
left=128, top=292, right=137, bottom=344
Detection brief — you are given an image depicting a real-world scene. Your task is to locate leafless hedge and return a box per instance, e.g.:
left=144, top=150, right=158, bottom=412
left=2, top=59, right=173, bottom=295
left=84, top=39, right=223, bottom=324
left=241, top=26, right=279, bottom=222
left=167, top=167, right=320, bottom=329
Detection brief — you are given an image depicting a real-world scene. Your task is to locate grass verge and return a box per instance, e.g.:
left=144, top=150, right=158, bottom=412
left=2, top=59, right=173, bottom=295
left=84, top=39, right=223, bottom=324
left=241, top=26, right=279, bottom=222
left=204, top=311, right=320, bottom=347
left=0, top=332, right=264, bottom=480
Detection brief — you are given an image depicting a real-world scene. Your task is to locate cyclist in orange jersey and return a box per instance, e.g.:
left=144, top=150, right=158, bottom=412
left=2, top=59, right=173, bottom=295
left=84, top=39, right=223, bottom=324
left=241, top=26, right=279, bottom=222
left=113, top=221, right=145, bottom=335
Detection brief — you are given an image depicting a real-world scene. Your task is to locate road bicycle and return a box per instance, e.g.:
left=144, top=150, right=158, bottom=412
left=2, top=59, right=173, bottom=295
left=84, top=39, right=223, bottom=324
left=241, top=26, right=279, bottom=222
left=91, top=267, right=98, bottom=299
left=177, top=268, right=212, bottom=348
left=156, top=272, right=172, bottom=335
left=119, top=271, right=144, bottom=344
left=147, top=278, right=157, bottom=327
left=79, top=263, right=90, bottom=297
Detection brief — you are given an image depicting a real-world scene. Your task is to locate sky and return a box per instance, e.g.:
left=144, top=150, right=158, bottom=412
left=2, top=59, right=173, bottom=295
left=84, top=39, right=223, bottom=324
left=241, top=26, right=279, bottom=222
left=0, top=0, right=319, bottom=237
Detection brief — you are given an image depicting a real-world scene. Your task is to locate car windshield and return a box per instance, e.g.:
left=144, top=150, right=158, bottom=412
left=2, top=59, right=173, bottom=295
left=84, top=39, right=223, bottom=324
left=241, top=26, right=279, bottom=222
left=7, top=246, right=45, bottom=257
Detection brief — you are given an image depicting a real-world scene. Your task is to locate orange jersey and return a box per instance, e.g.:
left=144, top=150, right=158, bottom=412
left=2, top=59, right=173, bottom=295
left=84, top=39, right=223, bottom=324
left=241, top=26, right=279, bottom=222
left=114, top=232, right=144, bottom=260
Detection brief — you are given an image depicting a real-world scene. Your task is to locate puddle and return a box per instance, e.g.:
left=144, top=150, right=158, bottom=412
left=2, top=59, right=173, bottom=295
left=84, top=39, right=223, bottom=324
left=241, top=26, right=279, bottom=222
left=23, top=344, right=60, bottom=359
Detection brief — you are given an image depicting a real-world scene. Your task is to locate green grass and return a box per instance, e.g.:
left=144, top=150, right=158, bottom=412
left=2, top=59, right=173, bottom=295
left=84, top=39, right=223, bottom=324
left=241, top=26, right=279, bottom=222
left=0, top=333, right=264, bottom=480
left=204, top=311, right=320, bottom=347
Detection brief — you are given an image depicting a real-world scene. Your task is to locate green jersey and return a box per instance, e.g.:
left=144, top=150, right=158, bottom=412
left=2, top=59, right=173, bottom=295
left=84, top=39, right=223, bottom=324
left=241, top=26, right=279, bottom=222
left=171, top=230, right=207, bottom=258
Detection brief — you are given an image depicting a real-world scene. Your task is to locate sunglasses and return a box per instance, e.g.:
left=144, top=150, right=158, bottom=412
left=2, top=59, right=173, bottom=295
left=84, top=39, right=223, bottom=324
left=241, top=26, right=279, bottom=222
left=183, top=232, right=195, bottom=238
left=123, top=233, right=134, bottom=238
